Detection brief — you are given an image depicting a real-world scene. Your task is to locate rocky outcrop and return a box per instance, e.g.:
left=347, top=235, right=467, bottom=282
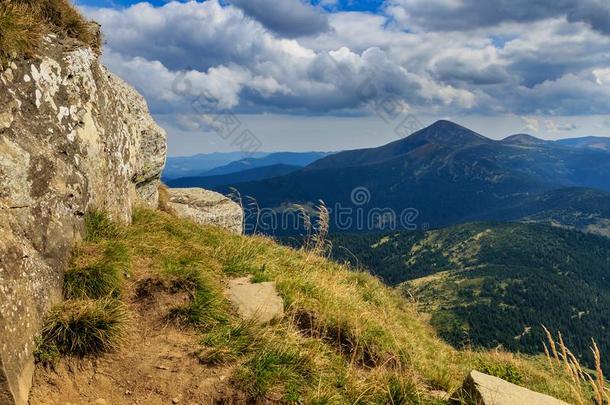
left=459, top=370, right=569, bottom=405
left=168, top=188, right=243, bottom=234
left=226, top=277, right=284, bottom=324
left=0, top=33, right=166, bottom=404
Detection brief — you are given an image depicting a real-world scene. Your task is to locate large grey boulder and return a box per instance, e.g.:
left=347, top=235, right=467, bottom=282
left=168, top=188, right=243, bottom=234
left=226, top=277, right=284, bottom=324
left=0, top=34, right=166, bottom=404
left=460, top=370, right=569, bottom=405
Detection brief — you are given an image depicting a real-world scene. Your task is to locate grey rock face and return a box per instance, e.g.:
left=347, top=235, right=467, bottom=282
left=168, top=188, right=243, bottom=234
left=0, top=36, right=166, bottom=404
left=460, top=370, right=569, bottom=405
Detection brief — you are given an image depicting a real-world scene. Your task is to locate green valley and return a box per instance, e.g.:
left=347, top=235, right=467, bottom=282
left=331, top=223, right=610, bottom=372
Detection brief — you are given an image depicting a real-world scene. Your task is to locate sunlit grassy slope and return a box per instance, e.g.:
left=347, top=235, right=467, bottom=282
left=43, top=207, right=591, bottom=403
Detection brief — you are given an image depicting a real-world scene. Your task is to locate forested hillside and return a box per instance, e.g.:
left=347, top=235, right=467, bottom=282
left=330, top=223, right=610, bottom=371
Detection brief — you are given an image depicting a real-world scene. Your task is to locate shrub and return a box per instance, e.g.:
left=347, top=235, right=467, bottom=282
left=37, top=298, right=128, bottom=358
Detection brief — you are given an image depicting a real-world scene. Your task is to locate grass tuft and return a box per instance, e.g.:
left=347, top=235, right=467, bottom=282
left=33, top=336, right=60, bottom=367
left=36, top=297, right=127, bottom=358
left=234, top=341, right=315, bottom=402
left=64, top=241, right=129, bottom=299
left=383, top=373, right=421, bottom=405
left=157, top=183, right=174, bottom=214
left=0, top=1, right=40, bottom=64
left=0, top=0, right=100, bottom=64
left=84, top=210, right=122, bottom=242
left=476, top=358, right=524, bottom=385
left=163, top=256, right=228, bottom=329
left=197, top=320, right=260, bottom=365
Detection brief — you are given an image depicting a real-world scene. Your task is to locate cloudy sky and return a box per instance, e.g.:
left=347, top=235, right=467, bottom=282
left=77, top=0, right=610, bottom=156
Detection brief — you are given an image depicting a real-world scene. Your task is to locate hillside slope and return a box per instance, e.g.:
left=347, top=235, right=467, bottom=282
left=29, top=209, right=589, bottom=404
left=330, top=222, right=610, bottom=372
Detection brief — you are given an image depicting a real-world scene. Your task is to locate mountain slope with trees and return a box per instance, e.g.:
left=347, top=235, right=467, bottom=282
left=330, top=222, right=610, bottom=372
left=214, top=121, right=610, bottom=234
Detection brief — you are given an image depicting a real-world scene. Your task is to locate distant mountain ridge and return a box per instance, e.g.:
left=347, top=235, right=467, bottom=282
left=204, top=151, right=332, bottom=177
left=501, top=134, right=548, bottom=146
left=212, top=120, right=610, bottom=234
left=163, top=152, right=269, bottom=180
left=167, top=164, right=302, bottom=189
left=556, top=136, right=610, bottom=152
left=305, top=120, right=488, bottom=171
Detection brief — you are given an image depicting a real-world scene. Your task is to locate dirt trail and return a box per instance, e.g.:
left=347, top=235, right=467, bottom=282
left=30, top=262, right=237, bottom=405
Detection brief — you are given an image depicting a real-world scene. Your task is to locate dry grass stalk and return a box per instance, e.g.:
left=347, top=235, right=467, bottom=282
left=543, top=326, right=608, bottom=405
left=569, top=384, right=585, bottom=405
left=542, top=325, right=560, bottom=363
left=228, top=187, right=246, bottom=234
left=293, top=203, right=312, bottom=248
left=245, top=195, right=260, bottom=234
left=157, top=184, right=175, bottom=214
left=591, top=340, right=610, bottom=404
left=557, top=331, right=575, bottom=382
left=311, top=200, right=331, bottom=257
left=543, top=342, right=555, bottom=372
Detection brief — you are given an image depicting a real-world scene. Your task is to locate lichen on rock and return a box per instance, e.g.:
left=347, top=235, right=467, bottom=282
left=0, top=34, right=166, bottom=404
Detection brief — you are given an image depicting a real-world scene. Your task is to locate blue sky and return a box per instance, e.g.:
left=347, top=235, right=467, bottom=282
left=79, top=0, right=610, bottom=156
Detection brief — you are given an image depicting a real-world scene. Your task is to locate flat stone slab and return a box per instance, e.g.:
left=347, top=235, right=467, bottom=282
left=461, top=370, right=569, bottom=405
left=226, top=277, right=284, bottom=324
left=168, top=188, right=243, bottom=234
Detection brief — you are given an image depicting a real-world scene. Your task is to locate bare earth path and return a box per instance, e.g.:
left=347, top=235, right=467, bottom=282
left=29, top=261, right=237, bottom=405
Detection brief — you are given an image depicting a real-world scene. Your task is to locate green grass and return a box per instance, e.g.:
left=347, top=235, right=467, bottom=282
left=161, top=256, right=228, bottom=329
left=0, top=0, right=100, bottom=65
left=477, top=358, right=524, bottom=385
left=84, top=209, right=123, bottom=242
left=197, top=320, right=260, bottom=365
left=234, top=340, right=315, bottom=402
left=36, top=297, right=127, bottom=359
left=120, top=208, right=591, bottom=403
left=64, top=241, right=129, bottom=299
left=41, top=207, right=592, bottom=403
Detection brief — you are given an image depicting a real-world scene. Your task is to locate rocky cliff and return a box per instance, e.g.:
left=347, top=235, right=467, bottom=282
left=0, top=29, right=166, bottom=404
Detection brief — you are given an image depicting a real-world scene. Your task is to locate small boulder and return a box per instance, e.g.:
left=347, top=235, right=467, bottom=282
left=226, top=277, right=284, bottom=324
left=167, top=188, right=243, bottom=234
left=459, top=370, right=569, bottom=405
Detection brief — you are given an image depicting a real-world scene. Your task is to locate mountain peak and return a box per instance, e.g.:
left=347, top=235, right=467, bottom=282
left=408, top=120, right=489, bottom=145
left=502, top=134, right=546, bottom=145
